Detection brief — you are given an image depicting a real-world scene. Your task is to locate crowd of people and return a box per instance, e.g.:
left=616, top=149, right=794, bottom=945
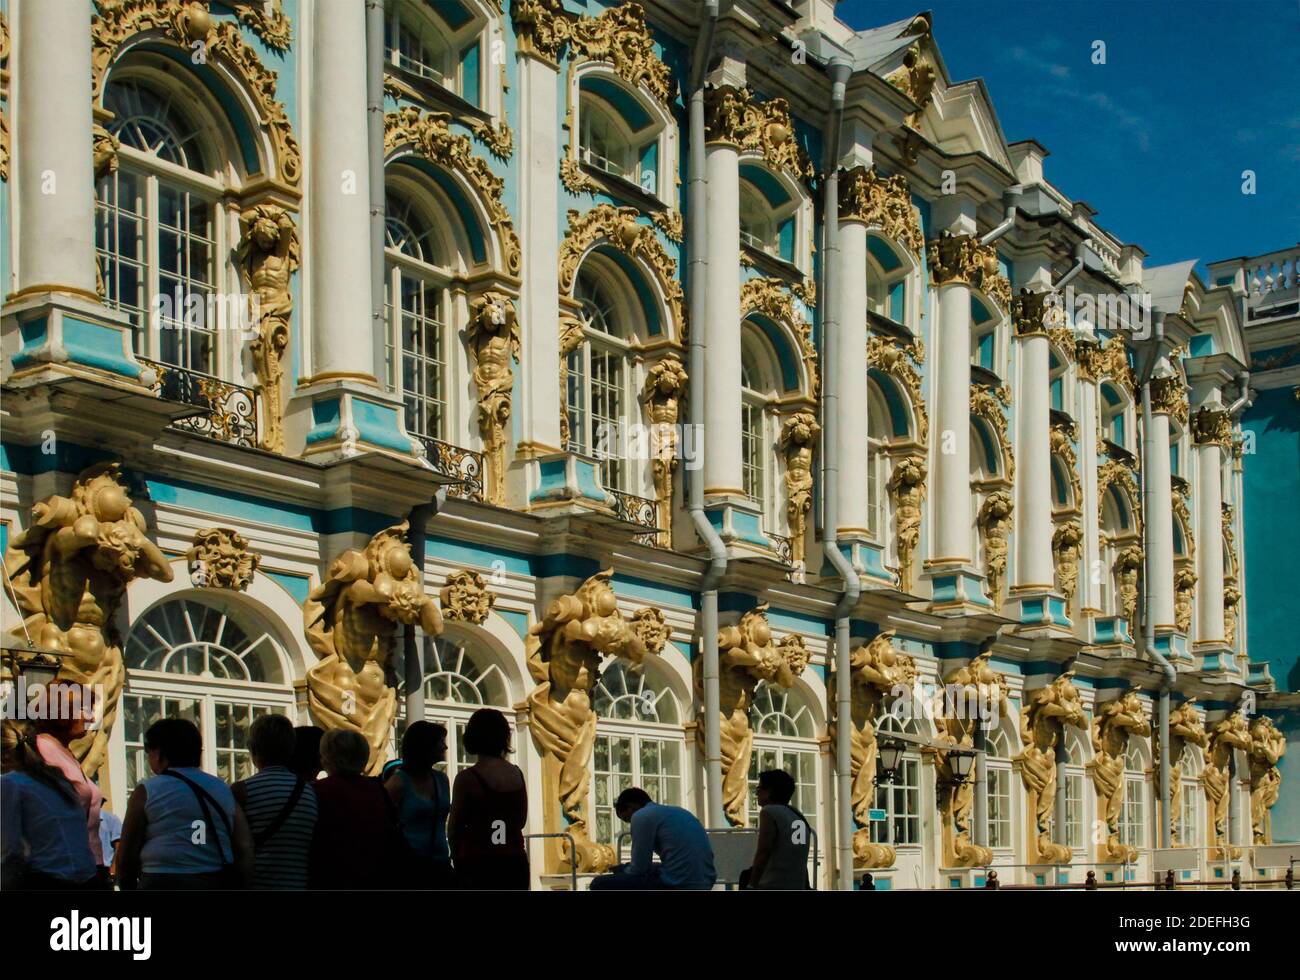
left=1, top=706, right=811, bottom=891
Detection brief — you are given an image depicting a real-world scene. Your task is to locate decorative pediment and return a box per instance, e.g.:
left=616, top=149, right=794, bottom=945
left=741, top=278, right=818, bottom=398
left=839, top=165, right=923, bottom=257
left=704, top=84, right=813, bottom=183
left=558, top=204, right=684, bottom=342
left=92, top=0, right=300, bottom=189
left=384, top=107, right=521, bottom=276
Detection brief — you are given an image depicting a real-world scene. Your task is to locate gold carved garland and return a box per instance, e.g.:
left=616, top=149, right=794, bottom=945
left=385, top=107, right=522, bottom=277
left=839, top=165, right=923, bottom=258
left=704, top=84, right=813, bottom=184
left=92, top=1, right=301, bottom=189
left=1077, top=335, right=1137, bottom=393
left=740, top=278, right=819, bottom=399
left=559, top=204, right=684, bottom=341
left=1097, top=460, right=1142, bottom=535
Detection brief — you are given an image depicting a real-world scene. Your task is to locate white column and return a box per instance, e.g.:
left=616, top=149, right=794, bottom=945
left=1078, top=378, right=1102, bottom=612
left=13, top=0, right=97, bottom=297
left=308, top=0, right=376, bottom=383
left=1145, top=407, right=1176, bottom=628
left=931, top=279, right=973, bottom=562
left=1014, top=326, right=1054, bottom=588
left=1195, top=429, right=1227, bottom=643
left=516, top=54, right=561, bottom=453
left=836, top=219, right=869, bottom=531
left=703, top=140, right=742, bottom=496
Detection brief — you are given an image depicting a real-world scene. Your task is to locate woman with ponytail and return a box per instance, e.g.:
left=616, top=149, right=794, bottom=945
left=1, top=720, right=99, bottom=889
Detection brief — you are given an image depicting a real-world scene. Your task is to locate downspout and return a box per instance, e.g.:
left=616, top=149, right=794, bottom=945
left=979, top=192, right=1019, bottom=246
left=1052, top=241, right=1092, bottom=291
left=366, top=0, right=388, bottom=383
left=820, top=55, right=856, bottom=892
left=1138, top=310, right=1176, bottom=849
left=687, top=0, right=726, bottom=829
left=1225, top=371, right=1253, bottom=417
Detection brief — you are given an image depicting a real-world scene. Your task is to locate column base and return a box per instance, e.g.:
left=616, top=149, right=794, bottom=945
left=924, top=562, right=995, bottom=616
left=1151, top=627, right=1193, bottom=668
left=1193, top=640, right=1243, bottom=678
left=287, top=379, right=424, bottom=466
left=1089, top=614, right=1136, bottom=652
left=3, top=291, right=153, bottom=391
left=697, top=497, right=791, bottom=565
left=1008, top=587, right=1073, bottom=633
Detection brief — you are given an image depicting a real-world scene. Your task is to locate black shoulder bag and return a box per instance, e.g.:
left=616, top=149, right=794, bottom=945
left=160, top=769, right=240, bottom=888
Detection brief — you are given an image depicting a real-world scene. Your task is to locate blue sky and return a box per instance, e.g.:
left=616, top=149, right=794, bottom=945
left=837, top=0, right=1300, bottom=275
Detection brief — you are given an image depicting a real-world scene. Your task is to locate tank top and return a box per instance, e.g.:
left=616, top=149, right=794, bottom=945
left=453, top=764, right=527, bottom=862
left=753, top=804, right=811, bottom=890
left=395, top=767, right=450, bottom=861
left=139, top=768, right=236, bottom=875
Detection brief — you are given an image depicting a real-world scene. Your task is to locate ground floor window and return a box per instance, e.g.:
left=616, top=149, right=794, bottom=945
left=1119, top=776, right=1148, bottom=849
left=1063, top=769, right=1086, bottom=849
left=987, top=766, right=1014, bottom=849
left=871, top=755, right=921, bottom=846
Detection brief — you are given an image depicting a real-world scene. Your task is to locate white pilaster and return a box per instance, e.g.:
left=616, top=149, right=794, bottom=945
left=931, top=280, right=973, bottom=562
left=1145, top=406, right=1176, bottom=629
left=703, top=140, right=742, bottom=497
left=1195, top=436, right=1226, bottom=643
left=1078, top=378, right=1102, bottom=613
left=516, top=53, right=562, bottom=454
left=836, top=219, right=869, bottom=532
left=14, top=0, right=97, bottom=297
left=308, top=0, right=375, bottom=383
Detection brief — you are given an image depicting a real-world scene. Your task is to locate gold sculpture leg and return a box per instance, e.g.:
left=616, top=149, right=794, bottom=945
left=306, top=656, right=396, bottom=777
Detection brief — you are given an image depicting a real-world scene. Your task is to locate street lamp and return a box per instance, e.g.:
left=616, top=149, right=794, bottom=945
left=877, top=740, right=905, bottom=782
left=947, top=749, right=977, bottom=784
left=1, top=641, right=70, bottom=691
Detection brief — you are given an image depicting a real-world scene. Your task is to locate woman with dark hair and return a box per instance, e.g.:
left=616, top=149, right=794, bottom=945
left=744, top=769, right=810, bottom=890
left=384, top=720, right=452, bottom=887
left=448, top=708, right=529, bottom=889
left=1, top=720, right=99, bottom=890
left=33, top=688, right=106, bottom=880
left=288, top=725, right=324, bottom=782
left=232, top=715, right=318, bottom=890
left=115, top=718, right=255, bottom=890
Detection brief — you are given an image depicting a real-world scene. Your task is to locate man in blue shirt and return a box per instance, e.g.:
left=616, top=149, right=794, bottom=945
left=589, top=787, right=717, bottom=890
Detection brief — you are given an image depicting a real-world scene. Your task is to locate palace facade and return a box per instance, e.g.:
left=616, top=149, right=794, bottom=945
left=1, top=0, right=1296, bottom=889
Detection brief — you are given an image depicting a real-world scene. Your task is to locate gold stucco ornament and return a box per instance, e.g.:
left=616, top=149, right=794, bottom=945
left=304, top=522, right=444, bottom=775
left=695, top=605, right=805, bottom=827
left=1088, top=689, right=1151, bottom=863
left=828, top=630, right=915, bottom=867
left=1051, top=520, right=1083, bottom=603
left=977, top=490, right=1013, bottom=605
left=236, top=205, right=299, bottom=455
left=3, top=463, right=174, bottom=780
left=641, top=357, right=688, bottom=547
left=1247, top=716, right=1286, bottom=844
left=1203, top=711, right=1250, bottom=859
left=187, top=527, right=260, bottom=592
left=1173, top=564, right=1198, bottom=634
left=467, top=292, right=521, bottom=506
left=1016, top=672, right=1086, bottom=865
left=779, top=412, right=821, bottom=566
left=438, top=569, right=496, bottom=626
left=1113, top=544, right=1144, bottom=635
left=887, top=454, right=927, bottom=592
left=525, top=570, right=647, bottom=873
left=1168, top=701, right=1206, bottom=845
left=936, top=653, right=1008, bottom=868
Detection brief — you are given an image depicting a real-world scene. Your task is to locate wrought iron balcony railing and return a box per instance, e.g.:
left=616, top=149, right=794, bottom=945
left=414, top=434, right=486, bottom=502
left=142, top=358, right=258, bottom=448
left=609, top=488, right=659, bottom=531
left=765, top=529, right=794, bottom=566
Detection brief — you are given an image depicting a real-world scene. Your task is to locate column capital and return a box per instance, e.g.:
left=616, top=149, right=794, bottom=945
left=927, top=232, right=1008, bottom=309
left=511, top=0, right=571, bottom=65
left=703, top=85, right=812, bottom=181
left=1150, top=375, right=1190, bottom=423
left=838, top=165, right=923, bottom=257
left=1011, top=288, right=1066, bottom=338
left=1191, top=406, right=1232, bottom=447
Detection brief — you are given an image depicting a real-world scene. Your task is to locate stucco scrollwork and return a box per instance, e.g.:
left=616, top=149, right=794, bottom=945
left=742, top=277, right=819, bottom=398
left=868, top=335, right=928, bottom=444
left=704, top=84, right=813, bottom=183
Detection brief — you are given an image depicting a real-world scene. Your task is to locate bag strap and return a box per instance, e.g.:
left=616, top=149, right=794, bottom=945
left=160, top=769, right=233, bottom=865
left=252, top=775, right=307, bottom=848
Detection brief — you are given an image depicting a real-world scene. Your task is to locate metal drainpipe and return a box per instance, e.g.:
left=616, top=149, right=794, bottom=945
left=1138, top=311, right=1175, bottom=849
left=820, top=56, right=856, bottom=892
left=687, top=0, right=726, bottom=830
left=366, top=0, right=388, bottom=384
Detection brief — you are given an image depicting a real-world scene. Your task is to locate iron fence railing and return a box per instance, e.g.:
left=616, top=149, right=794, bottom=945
left=414, top=434, right=486, bottom=502
left=142, top=358, right=258, bottom=448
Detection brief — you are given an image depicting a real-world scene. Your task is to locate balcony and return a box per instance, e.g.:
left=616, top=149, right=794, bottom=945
left=1208, top=244, right=1300, bottom=326
left=413, top=434, right=486, bottom=503
left=765, top=529, right=794, bottom=566
left=141, top=358, right=258, bottom=449
left=609, top=486, right=659, bottom=542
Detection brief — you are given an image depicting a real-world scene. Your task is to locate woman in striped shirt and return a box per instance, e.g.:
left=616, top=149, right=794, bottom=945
left=232, top=715, right=318, bottom=890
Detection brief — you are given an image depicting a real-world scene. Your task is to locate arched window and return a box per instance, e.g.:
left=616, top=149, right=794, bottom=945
left=565, top=261, right=642, bottom=492
left=384, top=189, right=450, bottom=443
left=1177, top=744, right=1203, bottom=848
left=1169, top=419, right=1185, bottom=478
left=872, top=710, right=922, bottom=847
left=383, top=0, right=489, bottom=108
left=1100, top=383, right=1129, bottom=450
left=971, top=300, right=1000, bottom=375
left=395, top=634, right=510, bottom=779
left=1100, top=487, right=1136, bottom=618
left=740, top=332, right=778, bottom=525
left=590, top=660, right=684, bottom=845
left=738, top=169, right=801, bottom=267
left=867, top=235, right=912, bottom=326
left=578, top=95, right=637, bottom=183
left=747, top=682, right=818, bottom=830
left=985, top=723, right=1015, bottom=850
left=867, top=383, right=892, bottom=546
left=1061, top=726, right=1088, bottom=850
left=1049, top=349, right=1070, bottom=414
left=96, top=74, right=226, bottom=375
left=1119, top=737, right=1150, bottom=850
left=123, top=595, right=292, bottom=790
